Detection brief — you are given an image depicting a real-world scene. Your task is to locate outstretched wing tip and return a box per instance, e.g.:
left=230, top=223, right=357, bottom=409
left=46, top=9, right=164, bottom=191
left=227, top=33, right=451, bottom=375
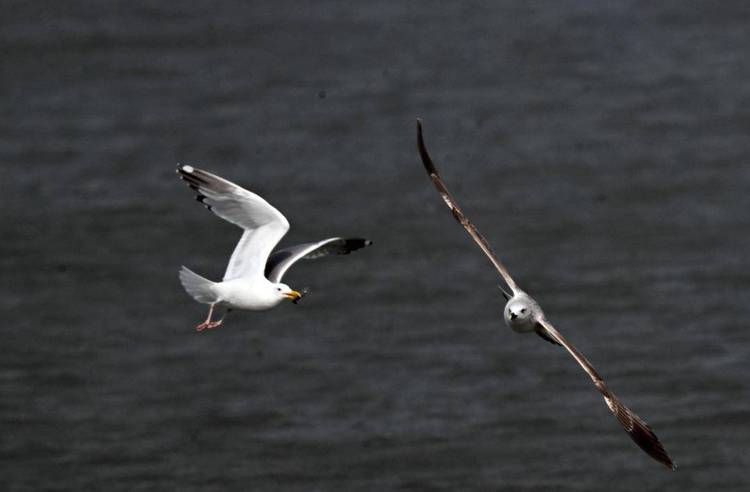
left=416, top=119, right=438, bottom=176
left=346, top=238, right=373, bottom=249
left=265, top=237, right=370, bottom=282
left=539, top=320, right=676, bottom=470
left=177, top=163, right=196, bottom=174
left=624, top=409, right=676, bottom=470
left=415, top=122, right=520, bottom=292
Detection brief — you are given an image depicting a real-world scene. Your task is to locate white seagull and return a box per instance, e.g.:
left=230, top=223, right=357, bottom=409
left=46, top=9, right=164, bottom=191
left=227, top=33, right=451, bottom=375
left=417, top=120, right=675, bottom=470
left=177, top=165, right=371, bottom=331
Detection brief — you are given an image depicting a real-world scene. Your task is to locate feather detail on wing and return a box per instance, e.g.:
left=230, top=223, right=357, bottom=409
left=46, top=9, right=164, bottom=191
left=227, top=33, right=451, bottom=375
left=265, top=237, right=372, bottom=283
left=536, top=319, right=676, bottom=470
left=417, top=120, right=520, bottom=295
left=177, top=165, right=290, bottom=280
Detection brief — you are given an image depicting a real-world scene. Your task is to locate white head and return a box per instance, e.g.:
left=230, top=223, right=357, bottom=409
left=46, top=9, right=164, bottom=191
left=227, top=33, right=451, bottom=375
left=503, top=295, right=539, bottom=332
left=273, top=283, right=303, bottom=302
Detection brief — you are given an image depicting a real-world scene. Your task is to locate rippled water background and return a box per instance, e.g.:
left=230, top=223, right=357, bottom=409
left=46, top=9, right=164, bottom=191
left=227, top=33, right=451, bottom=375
left=3, top=1, right=749, bottom=490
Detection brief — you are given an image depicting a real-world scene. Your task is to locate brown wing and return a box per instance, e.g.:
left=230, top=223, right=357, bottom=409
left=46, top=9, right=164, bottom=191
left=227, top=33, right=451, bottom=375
left=534, top=325, right=562, bottom=345
left=417, top=120, right=520, bottom=295
left=537, top=319, right=676, bottom=470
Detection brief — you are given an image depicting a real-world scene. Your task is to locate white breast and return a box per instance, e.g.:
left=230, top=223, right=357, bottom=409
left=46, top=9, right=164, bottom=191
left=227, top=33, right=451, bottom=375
left=213, top=278, right=283, bottom=311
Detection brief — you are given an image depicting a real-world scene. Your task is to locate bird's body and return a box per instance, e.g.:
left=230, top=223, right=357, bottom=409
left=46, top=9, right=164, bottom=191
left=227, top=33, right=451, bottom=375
left=176, top=164, right=371, bottom=330
left=417, top=120, right=676, bottom=470
left=213, top=277, right=286, bottom=311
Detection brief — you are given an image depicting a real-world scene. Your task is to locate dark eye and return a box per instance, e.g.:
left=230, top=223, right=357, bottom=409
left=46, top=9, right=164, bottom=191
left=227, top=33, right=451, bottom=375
left=521, top=308, right=526, bottom=313
left=276, top=287, right=281, bottom=291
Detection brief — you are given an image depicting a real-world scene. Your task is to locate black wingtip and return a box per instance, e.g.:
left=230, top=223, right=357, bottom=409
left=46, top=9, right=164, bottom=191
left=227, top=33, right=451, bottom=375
left=628, top=417, right=677, bottom=471
left=606, top=392, right=677, bottom=471
left=176, top=163, right=195, bottom=176
left=177, top=166, right=210, bottom=188
left=416, top=119, right=438, bottom=176
left=343, top=238, right=373, bottom=253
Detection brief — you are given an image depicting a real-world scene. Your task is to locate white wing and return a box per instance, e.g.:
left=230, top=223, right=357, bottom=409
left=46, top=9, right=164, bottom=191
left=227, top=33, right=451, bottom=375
left=177, top=165, right=290, bottom=280
left=265, top=237, right=372, bottom=283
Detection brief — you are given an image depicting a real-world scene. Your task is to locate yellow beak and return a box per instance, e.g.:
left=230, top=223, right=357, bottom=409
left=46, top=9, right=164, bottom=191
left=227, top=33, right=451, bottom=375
left=284, top=290, right=303, bottom=301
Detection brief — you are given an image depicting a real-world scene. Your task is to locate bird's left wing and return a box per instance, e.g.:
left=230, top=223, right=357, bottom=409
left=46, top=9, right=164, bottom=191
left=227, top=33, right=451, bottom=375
left=177, top=165, right=290, bottom=280
left=536, top=318, right=676, bottom=470
left=265, top=237, right=371, bottom=283
left=417, top=120, right=520, bottom=296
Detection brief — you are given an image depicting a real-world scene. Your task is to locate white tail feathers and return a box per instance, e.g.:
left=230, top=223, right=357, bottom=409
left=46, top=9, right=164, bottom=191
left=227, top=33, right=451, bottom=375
left=179, top=266, right=218, bottom=304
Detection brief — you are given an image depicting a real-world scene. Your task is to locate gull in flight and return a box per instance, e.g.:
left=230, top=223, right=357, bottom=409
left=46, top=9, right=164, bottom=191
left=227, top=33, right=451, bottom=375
left=177, top=165, right=371, bottom=331
left=416, top=120, right=675, bottom=470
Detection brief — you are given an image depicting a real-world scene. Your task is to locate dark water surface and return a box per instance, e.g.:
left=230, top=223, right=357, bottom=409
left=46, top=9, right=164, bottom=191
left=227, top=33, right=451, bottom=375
left=3, top=1, right=750, bottom=490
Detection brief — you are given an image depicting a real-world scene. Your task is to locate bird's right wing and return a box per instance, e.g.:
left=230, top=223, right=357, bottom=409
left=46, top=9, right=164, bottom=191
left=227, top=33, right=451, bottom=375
left=177, top=165, right=290, bottom=280
left=417, top=120, right=520, bottom=295
left=265, top=237, right=371, bottom=283
left=536, top=319, right=676, bottom=470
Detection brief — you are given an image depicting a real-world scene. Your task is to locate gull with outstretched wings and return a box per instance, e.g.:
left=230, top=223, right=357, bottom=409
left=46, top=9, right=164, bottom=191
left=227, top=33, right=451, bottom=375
left=416, top=120, right=675, bottom=470
left=177, top=165, right=371, bottom=331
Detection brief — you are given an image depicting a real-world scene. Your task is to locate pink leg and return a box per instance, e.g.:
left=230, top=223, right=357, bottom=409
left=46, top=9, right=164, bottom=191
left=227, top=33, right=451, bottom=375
left=206, top=309, right=229, bottom=329
left=195, top=303, right=216, bottom=331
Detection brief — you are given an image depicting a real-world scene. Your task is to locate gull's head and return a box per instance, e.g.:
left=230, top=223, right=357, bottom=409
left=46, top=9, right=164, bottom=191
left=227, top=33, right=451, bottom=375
left=274, top=283, right=303, bottom=302
left=504, top=297, right=537, bottom=331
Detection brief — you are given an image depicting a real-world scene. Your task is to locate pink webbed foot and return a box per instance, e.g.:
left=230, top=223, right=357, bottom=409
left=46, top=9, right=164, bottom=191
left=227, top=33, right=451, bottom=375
left=194, top=303, right=220, bottom=332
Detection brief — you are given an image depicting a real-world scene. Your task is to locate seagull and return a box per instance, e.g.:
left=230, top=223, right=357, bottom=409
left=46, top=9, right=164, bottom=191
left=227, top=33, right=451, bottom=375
left=176, top=165, right=371, bottom=331
left=416, top=120, right=675, bottom=470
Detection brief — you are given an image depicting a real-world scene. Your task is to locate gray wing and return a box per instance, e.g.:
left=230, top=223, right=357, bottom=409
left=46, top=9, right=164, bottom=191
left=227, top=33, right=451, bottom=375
left=537, top=319, right=676, bottom=470
left=265, top=237, right=372, bottom=283
left=417, top=120, right=521, bottom=296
